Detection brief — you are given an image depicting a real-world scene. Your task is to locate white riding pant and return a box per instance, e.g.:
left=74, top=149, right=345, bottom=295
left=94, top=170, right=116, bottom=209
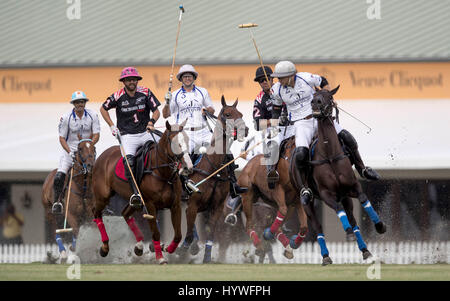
left=121, top=131, right=160, bottom=156
left=57, top=142, right=78, bottom=174
left=294, top=118, right=343, bottom=148
left=185, top=127, right=212, bottom=154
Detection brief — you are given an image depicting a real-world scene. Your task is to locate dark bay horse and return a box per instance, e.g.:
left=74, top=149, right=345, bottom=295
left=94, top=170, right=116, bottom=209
left=304, top=86, right=386, bottom=265
left=237, top=134, right=309, bottom=260
left=92, top=120, right=193, bottom=264
left=42, top=138, right=96, bottom=262
left=177, top=96, right=248, bottom=263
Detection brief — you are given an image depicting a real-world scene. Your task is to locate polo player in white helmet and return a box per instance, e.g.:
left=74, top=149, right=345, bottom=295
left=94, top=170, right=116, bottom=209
left=162, top=64, right=247, bottom=198
left=269, top=61, right=380, bottom=204
left=52, top=91, right=100, bottom=214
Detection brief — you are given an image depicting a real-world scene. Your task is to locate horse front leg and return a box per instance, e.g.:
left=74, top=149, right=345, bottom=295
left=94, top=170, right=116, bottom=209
left=289, top=202, right=309, bottom=249
left=303, top=201, right=332, bottom=265
left=145, top=202, right=166, bottom=264
left=203, top=203, right=223, bottom=263
left=165, top=196, right=182, bottom=255
left=92, top=198, right=110, bottom=258
left=121, top=204, right=144, bottom=256
left=354, top=184, right=386, bottom=234
left=342, top=197, right=372, bottom=260
left=241, top=188, right=262, bottom=252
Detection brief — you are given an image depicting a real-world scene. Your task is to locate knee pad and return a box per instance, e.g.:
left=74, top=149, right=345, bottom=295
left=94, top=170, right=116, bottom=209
left=338, top=129, right=358, bottom=151
left=54, top=172, right=66, bottom=186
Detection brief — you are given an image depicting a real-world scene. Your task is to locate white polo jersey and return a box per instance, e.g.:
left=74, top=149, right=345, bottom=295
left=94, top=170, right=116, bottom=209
left=58, top=108, right=101, bottom=150
left=271, top=72, right=322, bottom=121
left=169, top=85, right=214, bottom=128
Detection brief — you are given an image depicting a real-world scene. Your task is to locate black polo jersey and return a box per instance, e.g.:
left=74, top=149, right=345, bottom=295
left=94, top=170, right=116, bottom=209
left=253, top=90, right=288, bottom=130
left=102, top=86, right=160, bottom=135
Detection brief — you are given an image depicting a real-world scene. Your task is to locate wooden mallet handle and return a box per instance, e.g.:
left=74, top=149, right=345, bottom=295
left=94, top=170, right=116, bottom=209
left=238, top=23, right=258, bottom=28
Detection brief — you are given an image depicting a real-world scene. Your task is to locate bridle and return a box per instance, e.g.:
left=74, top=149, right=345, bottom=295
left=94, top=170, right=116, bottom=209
left=74, top=139, right=96, bottom=176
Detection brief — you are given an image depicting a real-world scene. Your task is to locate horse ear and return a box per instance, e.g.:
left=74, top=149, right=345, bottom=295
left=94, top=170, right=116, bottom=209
left=232, top=98, right=238, bottom=107
left=180, top=118, right=188, bottom=128
left=221, top=95, right=226, bottom=107
left=330, top=85, right=340, bottom=96
left=166, top=120, right=171, bottom=131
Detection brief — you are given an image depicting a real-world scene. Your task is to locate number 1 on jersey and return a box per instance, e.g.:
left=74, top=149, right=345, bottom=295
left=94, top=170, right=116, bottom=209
left=133, top=113, right=139, bottom=123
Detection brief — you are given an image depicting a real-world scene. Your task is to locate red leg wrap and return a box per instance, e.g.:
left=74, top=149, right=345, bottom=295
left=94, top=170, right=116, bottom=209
left=126, top=217, right=144, bottom=242
left=153, top=240, right=163, bottom=259
left=166, top=240, right=179, bottom=254
left=276, top=230, right=290, bottom=247
left=295, top=230, right=308, bottom=246
left=270, top=211, right=285, bottom=234
left=248, top=230, right=261, bottom=246
left=93, top=218, right=109, bottom=243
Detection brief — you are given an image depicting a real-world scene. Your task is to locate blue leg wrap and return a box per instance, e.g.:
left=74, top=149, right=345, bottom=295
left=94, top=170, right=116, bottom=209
left=193, top=224, right=199, bottom=241
left=362, top=200, right=380, bottom=224
left=353, top=226, right=367, bottom=251
left=203, top=240, right=213, bottom=262
left=71, top=236, right=77, bottom=251
left=55, top=234, right=66, bottom=252
left=337, top=210, right=351, bottom=231
left=317, top=234, right=329, bottom=257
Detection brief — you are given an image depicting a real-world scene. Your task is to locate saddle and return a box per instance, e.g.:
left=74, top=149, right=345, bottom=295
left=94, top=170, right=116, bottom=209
left=114, top=140, right=156, bottom=183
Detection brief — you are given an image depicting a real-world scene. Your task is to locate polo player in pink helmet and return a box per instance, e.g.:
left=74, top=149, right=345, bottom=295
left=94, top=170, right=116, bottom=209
left=100, top=67, right=161, bottom=208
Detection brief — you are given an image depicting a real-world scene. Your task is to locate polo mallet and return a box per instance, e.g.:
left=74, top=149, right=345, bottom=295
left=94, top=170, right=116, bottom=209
left=56, top=165, right=73, bottom=234
left=167, top=5, right=186, bottom=98
left=116, top=133, right=154, bottom=220
left=337, top=106, right=372, bottom=134
left=194, top=137, right=268, bottom=189
left=238, top=23, right=271, bottom=84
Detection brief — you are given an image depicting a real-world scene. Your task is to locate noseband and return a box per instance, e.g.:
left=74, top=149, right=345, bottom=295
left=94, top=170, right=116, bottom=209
left=76, top=139, right=95, bottom=175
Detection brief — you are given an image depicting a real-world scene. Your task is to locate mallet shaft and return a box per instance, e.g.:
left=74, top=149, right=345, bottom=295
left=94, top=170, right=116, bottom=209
left=238, top=23, right=258, bottom=28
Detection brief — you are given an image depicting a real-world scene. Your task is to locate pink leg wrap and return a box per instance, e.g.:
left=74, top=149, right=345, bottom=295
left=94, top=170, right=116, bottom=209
left=276, top=230, right=290, bottom=247
left=294, top=230, right=308, bottom=246
left=153, top=240, right=163, bottom=259
left=126, top=217, right=144, bottom=242
left=270, top=211, right=285, bottom=234
left=248, top=230, right=261, bottom=246
left=93, top=218, right=109, bottom=243
left=166, top=240, right=179, bottom=254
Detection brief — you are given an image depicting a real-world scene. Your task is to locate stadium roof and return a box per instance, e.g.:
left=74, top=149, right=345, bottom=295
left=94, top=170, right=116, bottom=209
left=0, top=0, right=449, bottom=68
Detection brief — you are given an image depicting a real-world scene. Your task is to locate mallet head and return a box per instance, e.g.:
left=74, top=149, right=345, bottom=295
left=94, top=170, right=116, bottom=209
left=179, top=5, right=185, bottom=13
left=238, top=23, right=258, bottom=28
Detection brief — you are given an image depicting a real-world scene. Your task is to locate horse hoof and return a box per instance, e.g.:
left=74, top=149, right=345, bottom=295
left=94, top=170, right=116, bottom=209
left=60, top=251, right=68, bottom=264
left=158, top=258, right=168, bottom=265
left=255, top=247, right=265, bottom=258
left=283, top=245, right=294, bottom=260
left=69, top=245, right=76, bottom=252
left=99, top=245, right=109, bottom=257
left=263, top=228, right=275, bottom=241
left=190, top=243, right=200, bottom=256
left=322, top=256, right=333, bottom=266
left=224, top=214, right=237, bottom=226
left=375, top=222, right=386, bottom=234
left=134, top=246, right=143, bottom=256
left=203, top=256, right=212, bottom=264
left=346, top=232, right=356, bottom=242
left=362, top=250, right=372, bottom=260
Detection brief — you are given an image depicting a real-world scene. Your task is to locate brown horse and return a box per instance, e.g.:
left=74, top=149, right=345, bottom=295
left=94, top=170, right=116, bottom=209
left=238, top=134, right=309, bottom=259
left=42, top=138, right=96, bottom=262
left=91, top=120, right=193, bottom=264
left=176, top=96, right=249, bottom=263
left=304, top=86, right=386, bottom=264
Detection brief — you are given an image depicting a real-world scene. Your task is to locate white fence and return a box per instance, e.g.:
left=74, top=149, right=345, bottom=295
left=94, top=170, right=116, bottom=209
left=0, top=241, right=449, bottom=264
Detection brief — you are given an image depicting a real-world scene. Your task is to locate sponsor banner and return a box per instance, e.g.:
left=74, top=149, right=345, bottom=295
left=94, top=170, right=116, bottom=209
left=0, top=62, right=448, bottom=103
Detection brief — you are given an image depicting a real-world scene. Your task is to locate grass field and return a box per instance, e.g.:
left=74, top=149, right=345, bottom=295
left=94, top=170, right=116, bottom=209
left=0, top=263, right=448, bottom=281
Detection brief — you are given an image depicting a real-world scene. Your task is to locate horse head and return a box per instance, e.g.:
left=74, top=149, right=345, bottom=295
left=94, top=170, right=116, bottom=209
left=311, top=85, right=340, bottom=120
left=76, top=138, right=96, bottom=174
left=219, top=95, right=249, bottom=142
left=163, top=119, right=193, bottom=177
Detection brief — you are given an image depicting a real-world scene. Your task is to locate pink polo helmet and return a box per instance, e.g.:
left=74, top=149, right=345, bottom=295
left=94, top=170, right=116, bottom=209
left=119, top=67, right=143, bottom=81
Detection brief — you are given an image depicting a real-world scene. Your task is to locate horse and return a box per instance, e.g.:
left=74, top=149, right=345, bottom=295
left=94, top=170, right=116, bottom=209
left=218, top=196, right=278, bottom=263
left=176, top=96, right=249, bottom=263
left=237, top=131, right=309, bottom=259
left=41, top=138, right=96, bottom=262
left=301, top=85, right=387, bottom=265
left=91, top=120, right=193, bottom=264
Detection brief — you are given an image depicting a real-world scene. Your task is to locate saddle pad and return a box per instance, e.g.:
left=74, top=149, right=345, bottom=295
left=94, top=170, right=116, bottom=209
left=114, top=159, right=127, bottom=182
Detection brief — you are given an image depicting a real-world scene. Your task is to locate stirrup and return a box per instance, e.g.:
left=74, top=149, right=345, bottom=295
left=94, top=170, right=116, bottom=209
left=300, top=188, right=312, bottom=205
left=51, top=202, right=63, bottom=215
left=224, top=213, right=238, bottom=226
left=129, top=194, right=143, bottom=209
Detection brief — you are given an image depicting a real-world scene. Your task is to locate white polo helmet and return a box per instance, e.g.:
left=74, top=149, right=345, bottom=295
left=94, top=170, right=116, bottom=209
left=176, top=64, right=198, bottom=81
left=270, top=61, right=297, bottom=78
